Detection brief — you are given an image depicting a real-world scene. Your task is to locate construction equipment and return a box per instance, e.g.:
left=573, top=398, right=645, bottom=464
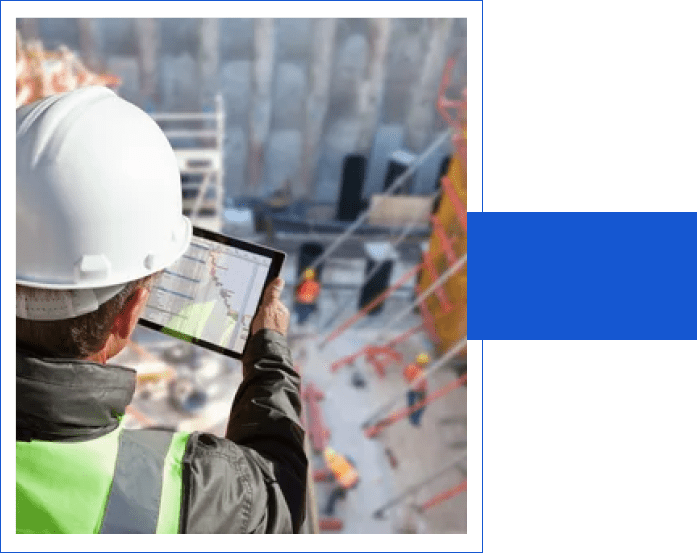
left=16, top=31, right=121, bottom=108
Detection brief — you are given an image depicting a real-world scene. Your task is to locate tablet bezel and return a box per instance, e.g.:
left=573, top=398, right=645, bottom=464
left=138, top=226, right=285, bottom=360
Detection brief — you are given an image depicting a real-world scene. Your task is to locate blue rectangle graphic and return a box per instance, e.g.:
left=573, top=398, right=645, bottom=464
left=468, top=212, right=697, bottom=339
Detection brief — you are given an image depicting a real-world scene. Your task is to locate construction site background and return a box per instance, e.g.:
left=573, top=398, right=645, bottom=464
left=16, top=17, right=467, bottom=534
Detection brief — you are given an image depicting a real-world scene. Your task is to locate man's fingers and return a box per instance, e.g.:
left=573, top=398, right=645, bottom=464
left=252, top=278, right=289, bottom=336
left=264, top=278, right=284, bottom=302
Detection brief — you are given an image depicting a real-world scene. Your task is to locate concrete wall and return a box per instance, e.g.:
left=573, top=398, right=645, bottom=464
left=18, top=18, right=466, bottom=212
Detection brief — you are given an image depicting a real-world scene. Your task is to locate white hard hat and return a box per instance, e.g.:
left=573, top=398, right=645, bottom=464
left=16, top=87, right=191, bottom=318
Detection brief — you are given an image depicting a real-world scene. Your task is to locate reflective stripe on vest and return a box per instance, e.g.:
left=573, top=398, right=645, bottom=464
left=327, top=454, right=359, bottom=489
left=403, top=363, right=427, bottom=392
left=338, top=466, right=359, bottom=489
left=296, top=280, right=320, bottom=304
left=16, top=426, right=190, bottom=534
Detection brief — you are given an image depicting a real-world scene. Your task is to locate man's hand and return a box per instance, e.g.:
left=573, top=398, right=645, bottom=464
left=251, top=278, right=290, bottom=337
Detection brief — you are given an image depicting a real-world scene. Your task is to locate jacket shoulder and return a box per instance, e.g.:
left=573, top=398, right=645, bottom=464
left=180, top=432, right=295, bottom=534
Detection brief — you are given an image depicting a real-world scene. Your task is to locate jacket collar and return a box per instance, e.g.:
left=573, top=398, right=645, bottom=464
left=17, top=346, right=136, bottom=442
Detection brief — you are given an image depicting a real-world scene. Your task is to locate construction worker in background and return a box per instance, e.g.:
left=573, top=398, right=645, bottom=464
left=323, top=446, right=359, bottom=516
left=294, top=267, right=321, bottom=325
left=16, top=87, right=307, bottom=533
left=403, top=352, right=430, bottom=427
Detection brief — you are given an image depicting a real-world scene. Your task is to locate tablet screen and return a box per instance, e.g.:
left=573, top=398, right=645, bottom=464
left=139, top=227, right=285, bottom=358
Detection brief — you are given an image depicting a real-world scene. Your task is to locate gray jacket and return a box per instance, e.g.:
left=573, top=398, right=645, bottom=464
left=16, top=329, right=307, bottom=533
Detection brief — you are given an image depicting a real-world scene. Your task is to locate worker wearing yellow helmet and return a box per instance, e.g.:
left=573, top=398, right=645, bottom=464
left=16, top=87, right=306, bottom=533
left=403, top=352, right=431, bottom=427
left=294, top=266, right=321, bottom=325
left=322, top=446, right=359, bottom=516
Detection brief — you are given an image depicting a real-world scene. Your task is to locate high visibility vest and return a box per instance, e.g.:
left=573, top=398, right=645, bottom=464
left=296, top=279, right=320, bottom=304
left=16, top=425, right=190, bottom=534
left=326, top=453, right=359, bottom=489
left=403, top=363, right=427, bottom=392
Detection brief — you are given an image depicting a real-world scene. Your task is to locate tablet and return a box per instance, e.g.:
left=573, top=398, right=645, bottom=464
left=139, top=226, right=285, bottom=359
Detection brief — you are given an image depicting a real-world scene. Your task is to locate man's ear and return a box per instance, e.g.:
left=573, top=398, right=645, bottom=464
left=111, top=287, right=150, bottom=340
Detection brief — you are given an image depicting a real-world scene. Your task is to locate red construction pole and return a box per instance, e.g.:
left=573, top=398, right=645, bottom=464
left=440, top=176, right=467, bottom=233
left=331, top=346, right=369, bottom=373
left=430, top=215, right=458, bottom=266
left=436, top=57, right=460, bottom=130
left=384, top=324, right=424, bottom=349
left=321, top=264, right=422, bottom=347
left=372, top=452, right=467, bottom=519
left=419, top=478, right=467, bottom=511
left=330, top=324, right=423, bottom=373
left=453, top=128, right=467, bottom=168
left=422, top=250, right=454, bottom=313
left=364, top=345, right=403, bottom=378
left=365, top=372, right=467, bottom=438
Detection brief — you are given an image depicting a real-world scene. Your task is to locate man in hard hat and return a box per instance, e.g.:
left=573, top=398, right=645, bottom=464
left=322, top=447, right=359, bottom=516
left=15, top=87, right=307, bottom=533
left=403, top=352, right=430, bottom=427
left=294, top=267, right=320, bottom=325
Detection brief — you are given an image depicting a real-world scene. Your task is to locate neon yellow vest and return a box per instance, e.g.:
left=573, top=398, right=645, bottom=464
left=16, top=425, right=190, bottom=534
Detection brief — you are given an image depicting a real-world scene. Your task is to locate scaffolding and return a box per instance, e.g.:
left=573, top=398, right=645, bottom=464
left=150, top=95, right=226, bottom=233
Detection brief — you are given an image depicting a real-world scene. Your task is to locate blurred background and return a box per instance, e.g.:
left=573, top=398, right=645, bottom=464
left=16, top=17, right=467, bottom=534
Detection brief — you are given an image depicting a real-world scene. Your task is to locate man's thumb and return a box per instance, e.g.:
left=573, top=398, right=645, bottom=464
left=264, top=278, right=284, bottom=302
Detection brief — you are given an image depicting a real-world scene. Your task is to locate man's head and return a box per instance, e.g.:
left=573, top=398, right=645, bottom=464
left=16, top=276, right=154, bottom=362
left=16, top=87, right=191, bottom=360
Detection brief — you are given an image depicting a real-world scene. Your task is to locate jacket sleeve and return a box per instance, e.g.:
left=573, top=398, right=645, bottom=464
left=180, top=330, right=307, bottom=533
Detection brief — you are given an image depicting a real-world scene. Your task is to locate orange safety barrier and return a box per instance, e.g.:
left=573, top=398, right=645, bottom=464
left=323, top=264, right=422, bottom=346
left=419, top=478, right=467, bottom=511
left=364, top=372, right=467, bottom=438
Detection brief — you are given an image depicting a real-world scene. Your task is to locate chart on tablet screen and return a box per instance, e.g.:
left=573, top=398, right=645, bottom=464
left=144, top=235, right=271, bottom=353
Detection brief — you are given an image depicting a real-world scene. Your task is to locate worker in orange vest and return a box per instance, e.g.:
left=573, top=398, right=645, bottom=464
left=294, top=268, right=320, bottom=325
left=403, top=352, right=430, bottom=427
left=323, top=446, right=359, bottom=516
